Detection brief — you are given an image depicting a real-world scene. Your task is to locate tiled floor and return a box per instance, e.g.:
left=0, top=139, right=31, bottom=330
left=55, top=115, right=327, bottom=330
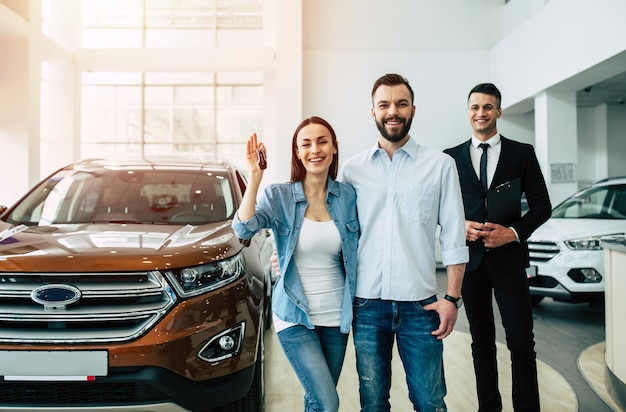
left=266, top=329, right=578, bottom=410
left=265, top=270, right=622, bottom=411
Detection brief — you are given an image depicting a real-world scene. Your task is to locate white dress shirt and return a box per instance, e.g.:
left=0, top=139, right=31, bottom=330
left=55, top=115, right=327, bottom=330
left=470, top=134, right=501, bottom=190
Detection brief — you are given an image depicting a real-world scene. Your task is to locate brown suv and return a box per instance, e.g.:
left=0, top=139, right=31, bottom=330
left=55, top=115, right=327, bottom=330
left=0, top=159, right=272, bottom=412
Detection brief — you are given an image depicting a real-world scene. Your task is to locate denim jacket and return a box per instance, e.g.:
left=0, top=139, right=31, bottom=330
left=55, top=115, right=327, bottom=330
left=232, top=178, right=359, bottom=333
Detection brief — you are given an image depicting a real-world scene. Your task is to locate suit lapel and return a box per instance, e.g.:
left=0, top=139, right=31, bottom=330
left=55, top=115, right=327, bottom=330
left=459, top=140, right=483, bottom=191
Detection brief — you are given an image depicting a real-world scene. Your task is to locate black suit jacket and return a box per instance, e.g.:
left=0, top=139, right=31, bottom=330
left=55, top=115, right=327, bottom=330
left=444, top=136, right=552, bottom=272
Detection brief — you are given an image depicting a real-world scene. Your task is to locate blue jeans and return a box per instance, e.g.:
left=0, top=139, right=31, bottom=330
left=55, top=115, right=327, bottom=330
left=352, top=297, right=446, bottom=412
left=277, top=325, right=349, bottom=412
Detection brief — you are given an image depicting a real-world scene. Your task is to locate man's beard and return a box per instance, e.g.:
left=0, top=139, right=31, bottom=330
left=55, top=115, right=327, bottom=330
left=376, top=116, right=412, bottom=143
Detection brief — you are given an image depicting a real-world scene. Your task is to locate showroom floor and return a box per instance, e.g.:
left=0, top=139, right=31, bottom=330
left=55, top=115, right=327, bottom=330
left=265, top=270, right=619, bottom=411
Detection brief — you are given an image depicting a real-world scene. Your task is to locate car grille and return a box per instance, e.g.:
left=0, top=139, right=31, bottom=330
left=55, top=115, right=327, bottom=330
left=527, top=275, right=559, bottom=288
left=0, top=381, right=168, bottom=405
left=528, top=240, right=560, bottom=262
left=0, top=272, right=176, bottom=344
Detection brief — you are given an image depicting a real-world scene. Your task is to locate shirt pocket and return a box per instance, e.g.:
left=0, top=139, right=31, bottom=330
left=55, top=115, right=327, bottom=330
left=396, top=184, right=437, bottom=224
left=343, top=219, right=360, bottom=250
left=345, top=219, right=360, bottom=235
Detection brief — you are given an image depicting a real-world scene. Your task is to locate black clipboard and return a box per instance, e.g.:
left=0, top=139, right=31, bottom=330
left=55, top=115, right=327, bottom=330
left=487, top=178, right=521, bottom=225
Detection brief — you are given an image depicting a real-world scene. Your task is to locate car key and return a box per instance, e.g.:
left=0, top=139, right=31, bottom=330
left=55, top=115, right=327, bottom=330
left=257, top=148, right=267, bottom=169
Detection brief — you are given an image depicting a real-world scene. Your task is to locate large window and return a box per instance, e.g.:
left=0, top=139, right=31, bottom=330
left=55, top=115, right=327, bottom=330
left=81, top=0, right=264, bottom=48
left=81, top=72, right=263, bottom=167
left=79, top=1, right=266, bottom=168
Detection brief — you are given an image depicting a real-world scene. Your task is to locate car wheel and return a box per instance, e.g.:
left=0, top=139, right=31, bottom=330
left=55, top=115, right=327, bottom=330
left=242, top=333, right=265, bottom=412
left=210, top=332, right=264, bottom=412
left=530, top=295, right=544, bottom=306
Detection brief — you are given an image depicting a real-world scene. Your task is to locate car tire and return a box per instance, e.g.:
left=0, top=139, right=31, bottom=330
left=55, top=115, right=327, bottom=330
left=240, top=333, right=265, bottom=412
left=208, top=332, right=264, bottom=412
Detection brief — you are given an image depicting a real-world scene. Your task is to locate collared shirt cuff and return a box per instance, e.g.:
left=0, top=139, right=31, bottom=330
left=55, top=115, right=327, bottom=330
left=509, top=226, right=520, bottom=242
left=441, top=246, right=469, bottom=267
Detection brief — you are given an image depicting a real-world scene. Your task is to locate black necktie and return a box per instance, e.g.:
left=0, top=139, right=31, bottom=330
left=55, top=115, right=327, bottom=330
left=479, top=143, right=489, bottom=191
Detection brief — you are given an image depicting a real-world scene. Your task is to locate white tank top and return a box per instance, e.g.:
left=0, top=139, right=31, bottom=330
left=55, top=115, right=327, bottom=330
left=273, top=218, right=344, bottom=332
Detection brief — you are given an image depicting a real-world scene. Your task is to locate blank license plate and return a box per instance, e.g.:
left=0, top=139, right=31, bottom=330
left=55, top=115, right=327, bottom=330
left=0, top=351, right=108, bottom=381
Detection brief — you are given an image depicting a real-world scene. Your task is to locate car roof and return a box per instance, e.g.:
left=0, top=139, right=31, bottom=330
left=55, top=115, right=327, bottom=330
left=563, top=176, right=626, bottom=200
left=592, top=176, right=626, bottom=186
left=66, top=158, right=237, bottom=174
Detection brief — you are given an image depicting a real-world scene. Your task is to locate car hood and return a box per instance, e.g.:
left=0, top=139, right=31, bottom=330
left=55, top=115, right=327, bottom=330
left=529, top=218, right=626, bottom=242
left=0, top=221, right=240, bottom=272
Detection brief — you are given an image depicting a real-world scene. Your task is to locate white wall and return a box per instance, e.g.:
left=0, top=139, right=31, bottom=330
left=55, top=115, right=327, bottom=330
left=498, top=113, right=535, bottom=145
left=491, top=0, right=626, bottom=109
left=302, top=0, right=503, bottom=51
left=298, top=0, right=626, bottom=204
left=501, top=0, right=546, bottom=37
left=302, top=50, right=489, bottom=165
left=300, top=0, right=503, bottom=170
left=300, top=0, right=626, bottom=184
left=0, top=39, right=34, bottom=206
left=40, top=60, right=77, bottom=176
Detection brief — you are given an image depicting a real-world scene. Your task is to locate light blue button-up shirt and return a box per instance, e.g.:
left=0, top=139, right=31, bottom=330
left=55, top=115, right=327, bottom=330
left=337, top=137, right=468, bottom=301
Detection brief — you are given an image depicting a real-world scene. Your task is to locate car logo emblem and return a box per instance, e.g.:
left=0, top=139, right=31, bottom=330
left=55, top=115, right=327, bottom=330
left=31, top=284, right=81, bottom=311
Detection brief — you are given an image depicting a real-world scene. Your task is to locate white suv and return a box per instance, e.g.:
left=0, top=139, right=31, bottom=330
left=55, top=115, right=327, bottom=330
left=527, top=176, right=626, bottom=305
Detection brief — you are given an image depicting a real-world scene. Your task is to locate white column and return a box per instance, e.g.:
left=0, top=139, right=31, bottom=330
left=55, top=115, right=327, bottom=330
left=42, top=61, right=77, bottom=176
left=607, top=104, right=626, bottom=177
left=602, top=238, right=626, bottom=410
left=592, top=105, right=609, bottom=179
left=271, top=0, right=302, bottom=182
left=534, top=91, right=578, bottom=205
left=0, top=40, right=36, bottom=206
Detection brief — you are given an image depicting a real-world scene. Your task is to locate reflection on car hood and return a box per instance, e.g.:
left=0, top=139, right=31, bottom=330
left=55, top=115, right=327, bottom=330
left=529, top=218, right=626, bottom=242
left=0, top=221, right=238, bottom=272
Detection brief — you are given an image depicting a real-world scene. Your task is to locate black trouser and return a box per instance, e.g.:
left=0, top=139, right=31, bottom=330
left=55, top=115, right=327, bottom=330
left=462, top=256, right=540, bottom=412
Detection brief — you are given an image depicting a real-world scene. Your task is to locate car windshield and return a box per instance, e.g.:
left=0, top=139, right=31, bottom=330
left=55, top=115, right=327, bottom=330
left=551, top=183, right=626, bottom=219
left=5, top=168, right=236, bottom=226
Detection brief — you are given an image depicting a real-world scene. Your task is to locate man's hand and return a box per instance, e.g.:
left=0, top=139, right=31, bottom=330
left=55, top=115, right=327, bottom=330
left=481, top=222, right=516, bottom=248
left=270, top=249, right=280, bottom=276
left=465, top=220, right=491, bottom=242
left=425, top=299, right=458, bottom=340
left=466, top=220, right=516, bottom=248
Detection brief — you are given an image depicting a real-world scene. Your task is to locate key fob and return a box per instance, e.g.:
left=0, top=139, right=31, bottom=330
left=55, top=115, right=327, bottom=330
left=257, top=148, right=267, bottom=169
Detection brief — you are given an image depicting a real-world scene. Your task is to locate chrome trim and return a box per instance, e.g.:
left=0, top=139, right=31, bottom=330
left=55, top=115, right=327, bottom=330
left=30, top=284, right=82, bottom=310
left=0, top=271, right=176, bottom=344
left=527, top=240, right=560, bottom=261
left=529, top=283, right=572, bottom=299
left=0, top=403, right=189, bottom=412
left=197, top=322, right=246, bottom=363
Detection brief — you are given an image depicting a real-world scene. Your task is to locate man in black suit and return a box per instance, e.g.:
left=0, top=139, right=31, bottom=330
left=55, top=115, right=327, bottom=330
left=444, top=83, right=551, bottom=412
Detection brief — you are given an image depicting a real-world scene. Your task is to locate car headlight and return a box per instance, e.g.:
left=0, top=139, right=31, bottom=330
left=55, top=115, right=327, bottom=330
left=166, top=253, right=245, bottom=297
left=565, top=233, right=625, bottom=250
left=565, top=238, right=603, bottom=250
